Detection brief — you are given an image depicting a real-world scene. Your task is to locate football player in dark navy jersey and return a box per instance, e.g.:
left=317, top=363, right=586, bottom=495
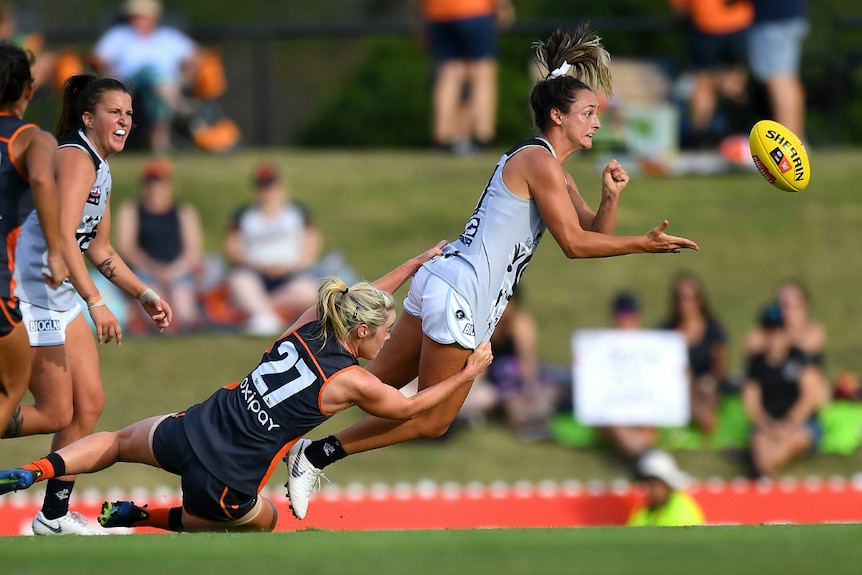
left=0, top=243, right=492, bottom=532
left=0, top=43, right=67, bottom=446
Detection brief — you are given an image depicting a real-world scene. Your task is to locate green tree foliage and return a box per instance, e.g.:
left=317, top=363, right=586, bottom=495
left=296, top=38, right=431, bottom=147
left=296, top=36, right=537, bottom=148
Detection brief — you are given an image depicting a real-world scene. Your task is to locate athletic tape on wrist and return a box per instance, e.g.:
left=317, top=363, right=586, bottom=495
left=87, top=297, right=105, bottom=310
left=138, top=287, right=160, bottom=305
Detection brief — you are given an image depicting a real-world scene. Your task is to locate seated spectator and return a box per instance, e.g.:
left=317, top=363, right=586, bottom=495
left=595, top=291, right=660, bottom=465
left=659, top=272, right=729, bottom=436
left=741, top=301, right=826, bottom=479
left=224, top=162, right=322, bottom=337
left=744, top=279, right=825, bottom=364
left=115, top=158, right=204, bottom=332
left=457, top=287, right=564, bottom=440
left=90, top=0, right=200, bottom=154
left=626, top=449, right=705, bottom=527
left=744, top=279, right=828, bottom=406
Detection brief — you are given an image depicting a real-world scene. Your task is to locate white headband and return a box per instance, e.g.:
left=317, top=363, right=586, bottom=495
left=550, top=61, right=571, bottom=79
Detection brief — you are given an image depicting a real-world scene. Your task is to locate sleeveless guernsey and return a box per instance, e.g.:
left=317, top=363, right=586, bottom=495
left=14, top=129, right=112, bottom=311
left=424, top=138, right=553, bottom=342
left=0, top=114, right=35, bottom=300
left=183, top=320, right=360, bottom=494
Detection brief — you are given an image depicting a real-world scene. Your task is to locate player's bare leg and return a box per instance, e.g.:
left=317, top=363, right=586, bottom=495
left=0, top=326, right=33, bottom=438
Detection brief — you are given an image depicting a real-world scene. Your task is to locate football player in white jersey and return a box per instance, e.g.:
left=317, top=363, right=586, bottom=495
left=284, top=25, right=698, bottom=520
left=7, top=75, right=172, bottom=536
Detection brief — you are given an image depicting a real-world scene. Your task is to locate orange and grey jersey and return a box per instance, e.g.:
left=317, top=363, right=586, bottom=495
left=14, top=129, right=110, bottom=311
left=423, top=137, right=551, bottom=343
left=0, top=114, right=36, bottom=300
left=183, top=320, right=359, bottom=496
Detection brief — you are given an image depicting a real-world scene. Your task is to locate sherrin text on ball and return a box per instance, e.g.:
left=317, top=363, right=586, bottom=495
left=748, top=119, right=810, bottom=192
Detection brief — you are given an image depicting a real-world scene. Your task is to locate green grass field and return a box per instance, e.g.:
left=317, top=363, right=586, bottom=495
left=3, top=146, right=862, bottom=490
left=3, top=524, right=862, bottom=574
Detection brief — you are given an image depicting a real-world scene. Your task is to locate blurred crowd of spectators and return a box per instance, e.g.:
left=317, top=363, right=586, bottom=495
left=451, top=272, right=839, bottom=494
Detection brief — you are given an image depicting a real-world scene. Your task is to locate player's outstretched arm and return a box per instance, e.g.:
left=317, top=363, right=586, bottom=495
left=371, top=240, right=447, bottom=294
left=327, top=342, right=493, bottom=420
left=279, top=241, right=449, bottom=338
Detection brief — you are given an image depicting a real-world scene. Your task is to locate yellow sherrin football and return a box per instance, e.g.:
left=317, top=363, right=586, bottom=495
left=749, top=119, right=810, bottom=192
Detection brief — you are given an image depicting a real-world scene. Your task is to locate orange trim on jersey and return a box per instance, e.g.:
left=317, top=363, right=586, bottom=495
left=0, top=122, right=38, bottom=181
left=258, top=438, right=298, bottom=492
left=6, top=227, right=21, bottom=299
left=0, top=297, right=23, bottom=340
left=292, top=331, right=364, bottom=418
left=422, top=0, right=495, bottom=21
left=293, top=332, right=329, bottom=382
left=319, top=364, right=363, bottom=416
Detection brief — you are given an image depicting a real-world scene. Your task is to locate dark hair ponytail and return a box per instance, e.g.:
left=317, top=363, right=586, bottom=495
left=530, top=25, right=613, bottom=133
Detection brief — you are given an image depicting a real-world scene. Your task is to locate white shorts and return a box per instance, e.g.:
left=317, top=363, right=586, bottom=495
left=19, top=300, right=83, bottom=346
left=403, top=266, right=476, bottom=349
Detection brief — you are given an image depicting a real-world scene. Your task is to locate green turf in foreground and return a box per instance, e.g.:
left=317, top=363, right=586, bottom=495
left=2, top=524, right=861, bottom=575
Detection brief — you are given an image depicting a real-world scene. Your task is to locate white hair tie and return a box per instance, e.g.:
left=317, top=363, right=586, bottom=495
left=550, top=61, right=571, bottom=79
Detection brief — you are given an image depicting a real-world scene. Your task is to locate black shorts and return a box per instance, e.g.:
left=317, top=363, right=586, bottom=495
left=0, top=297, right=23, bottom=338
left=427, top=15, right=497, bottom=63
left=687, top=23, right=747, bottom=70
left=152, top=413, right=259, bottom=523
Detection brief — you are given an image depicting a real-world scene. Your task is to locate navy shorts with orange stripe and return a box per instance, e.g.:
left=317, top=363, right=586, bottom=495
left=0, top=297, right=23, bottom=338
left=152, top=413, right=259, bottom=522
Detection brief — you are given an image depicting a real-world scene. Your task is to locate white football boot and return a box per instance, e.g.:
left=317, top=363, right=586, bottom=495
left=284, top=438, right=329, bottom=520
left=32, top=510, right=104, bottom=536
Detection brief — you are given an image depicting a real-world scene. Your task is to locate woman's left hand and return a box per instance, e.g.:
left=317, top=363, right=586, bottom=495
left=140, top=292, right=173, bottom=331
left=601, top=159, right=629, bottom=197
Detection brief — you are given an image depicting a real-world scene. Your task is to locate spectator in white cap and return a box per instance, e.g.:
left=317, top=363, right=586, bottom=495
left=626, top=449, right=705, bottom=527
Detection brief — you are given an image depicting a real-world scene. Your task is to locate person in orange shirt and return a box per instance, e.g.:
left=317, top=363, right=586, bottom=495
left=670, top=0, right=753, bottom=148
left=416, top=0, right=515, bottom=155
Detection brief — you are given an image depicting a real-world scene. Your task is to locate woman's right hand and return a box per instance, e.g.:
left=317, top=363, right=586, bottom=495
left=416, top=240, right=448, bottom=266
left=464, top=341, right=494, bottom=378
left=42, top=250, right=69, bottom=289
left=644, top=220, right=699, bottom=253
left=88, top=304, right=123, bottom=345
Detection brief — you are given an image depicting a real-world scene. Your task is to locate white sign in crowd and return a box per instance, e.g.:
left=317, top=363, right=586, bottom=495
left=573, top=329, right=690, bottom=427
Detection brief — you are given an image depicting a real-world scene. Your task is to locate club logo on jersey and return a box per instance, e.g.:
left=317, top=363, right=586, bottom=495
left=769, top=147, right=792, bottom=173
left=29, top=319, right=61, bottom=332
left=459, top=217, right=480, bottom=246
left=86, top=185, right=102, bottom=206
